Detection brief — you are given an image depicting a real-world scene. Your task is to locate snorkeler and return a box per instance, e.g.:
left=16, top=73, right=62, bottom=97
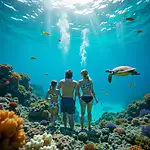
left=78, top=69, right=98, bottom=130
left=45, top=80, right=60, bottom=127
left=58, top=70, right=79, bottom=131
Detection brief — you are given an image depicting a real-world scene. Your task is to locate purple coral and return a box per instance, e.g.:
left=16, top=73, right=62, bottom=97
left=139, top=109, right=150, bottom=117
left=106, top=123, right=116, bottom=132
left=141, top=125, right=150, bottom=138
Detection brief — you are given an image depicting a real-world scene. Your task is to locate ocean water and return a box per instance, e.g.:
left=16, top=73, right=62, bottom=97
left=0, top=0, right=150, bottom=121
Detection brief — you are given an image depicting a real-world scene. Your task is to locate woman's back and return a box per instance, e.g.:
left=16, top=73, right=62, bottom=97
left=79, top=79, right=92, bottom=96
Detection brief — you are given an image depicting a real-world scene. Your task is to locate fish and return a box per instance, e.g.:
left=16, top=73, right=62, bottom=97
left=132, top=112, right=136, bottom=115
left=137, top=30, right=142, bottom=33
left=106, top=93, right=109, bottom=96
left=126, top=18, right=134, bottom=21
left=100, top=101, right=102, bottom=105
left=100, top=88, right=104, bottom=92
left=30, top=56, right=36, bottom=60
left=43, top=31, right=49, bottom=35
left=5, top=80, right=10, bottom=85
left=59, top=39, right=61, bottom=42
left=130, top=83, right=135, bottom=87
left=45, top=74, right=48, bottom=76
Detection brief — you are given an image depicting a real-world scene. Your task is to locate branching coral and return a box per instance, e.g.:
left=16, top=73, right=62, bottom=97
left=0, top=110, right=25, bottom=150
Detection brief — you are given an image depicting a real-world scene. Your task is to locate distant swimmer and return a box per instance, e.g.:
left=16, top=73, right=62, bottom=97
left=105, top=66, right=140, bottom=83
left=30, top=56, right=36, bottom=60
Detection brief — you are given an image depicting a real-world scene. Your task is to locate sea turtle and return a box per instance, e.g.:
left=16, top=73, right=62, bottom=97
left=105, top=66, right=140, bottom=83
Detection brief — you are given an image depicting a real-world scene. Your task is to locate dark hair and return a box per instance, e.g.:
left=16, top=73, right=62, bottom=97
left=65, top=70, right=73, bottom=79
left=50, top=80, right=57, bottom=89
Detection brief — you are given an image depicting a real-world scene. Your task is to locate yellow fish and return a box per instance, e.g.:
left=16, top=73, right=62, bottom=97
left=43, top=31, right=49, bottom=35
left=30, top=56, right=36, bottom=60
left=130, top=84, right=135, bottom=87
left=106, top=93, right=109, bottom=96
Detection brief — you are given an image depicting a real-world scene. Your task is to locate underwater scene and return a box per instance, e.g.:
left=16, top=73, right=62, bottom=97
left=0, top=0, right=150, bottom=149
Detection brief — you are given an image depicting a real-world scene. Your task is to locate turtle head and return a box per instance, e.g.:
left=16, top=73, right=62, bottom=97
left=105, top=70, right=113, bottom=73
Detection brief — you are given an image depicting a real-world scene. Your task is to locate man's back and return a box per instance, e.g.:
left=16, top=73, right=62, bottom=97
left=58, top=79, right=77, bottom=98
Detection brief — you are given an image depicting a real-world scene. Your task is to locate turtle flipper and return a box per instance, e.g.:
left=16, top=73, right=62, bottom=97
left=108, top=74, right=113, bottom=83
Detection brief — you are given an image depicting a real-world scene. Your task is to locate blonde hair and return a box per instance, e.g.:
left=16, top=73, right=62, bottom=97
left=81, top=69, right=90, bottom=81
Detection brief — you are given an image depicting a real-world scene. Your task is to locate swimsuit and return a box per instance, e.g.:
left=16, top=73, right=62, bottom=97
left=80, top=82, right=93, bottom=103
left=50, top=102, right=59, bottom=108
left=60, top=97, right=75, bottom=114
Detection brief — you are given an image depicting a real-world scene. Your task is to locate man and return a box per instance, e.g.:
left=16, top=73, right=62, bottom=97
left=58, top=70, right=79, bottom=130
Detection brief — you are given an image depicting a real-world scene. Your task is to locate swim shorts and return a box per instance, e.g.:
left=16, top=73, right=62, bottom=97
left=60, top=97, right=75, bottom=114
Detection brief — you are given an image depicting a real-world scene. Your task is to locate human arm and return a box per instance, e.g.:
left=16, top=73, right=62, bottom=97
left=91, top=81, right=98, bottom=103
left=57, top=80, right=62, bottom=90
left=45, top=90, right=50, bottom=102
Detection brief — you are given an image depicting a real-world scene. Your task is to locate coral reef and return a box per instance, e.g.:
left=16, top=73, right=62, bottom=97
left=141, top=125, right=150, bottom=138
left=0, top=110, right=25, bottom=150
left=19, top=73, right=30, bottom=90
left=101, top=112, right=117, bottom=121
left=31, top=84, right=45, bottom=98
left=105, top=123, right=116, bottom=132
left=135, top=136, right=150, bottom=150
left=129, top=145, right=142, bottom=150
left=139, top=109, right=150, bottom=117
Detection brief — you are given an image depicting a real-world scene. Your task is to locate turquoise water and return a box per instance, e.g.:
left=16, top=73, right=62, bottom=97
left=1, top=0, right=150, bottom=120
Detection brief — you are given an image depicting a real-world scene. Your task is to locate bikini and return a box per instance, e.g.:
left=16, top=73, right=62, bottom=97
left=80, top=82, right=93, bottom=103
left=50, top=93, right=59, bottom=108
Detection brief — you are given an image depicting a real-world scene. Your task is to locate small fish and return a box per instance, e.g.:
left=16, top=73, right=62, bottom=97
left=100, top=88, right=104, bottom=92
left=126, top=18, right=134, bottom=21
left=100, top=101, right=102, bottom=105
left=106, top=93, right=109, bottom=96
left=130, top=84, right=135, bottom=87
left=43, top=31, right=49, bottom=35
left=137, top=30, right=142, bottom=33
left=59, top=39, right=61, bottom=42
left=132, top=112, right=136, bottom=115
left=30, top=56, right=36, bottom=60
left=45, top=73, right=48, bottom=76
left=5, top=80, right=10, bottom=85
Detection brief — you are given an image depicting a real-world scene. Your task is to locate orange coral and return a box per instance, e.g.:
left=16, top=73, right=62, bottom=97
left=114, top=128, right=126, bottom=134
left=0, top=110, right=25, bottom=150
left=130, top=145, right=143, bottom=150
left=84, top=143, right=94, bottom=150
left=144, top=94, right=150, bottom=102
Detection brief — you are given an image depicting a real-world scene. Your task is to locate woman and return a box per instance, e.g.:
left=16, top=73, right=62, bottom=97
left=78, top=69, right=98, bottom=130
left=45, top=80, right=60, bottom=126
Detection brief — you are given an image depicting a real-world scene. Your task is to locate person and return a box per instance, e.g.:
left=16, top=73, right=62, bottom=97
left=58, top=70, right=79, bottom=130
left=78, top=69, right=98, bottom=130
left=45, top=80, right=60, bottom=127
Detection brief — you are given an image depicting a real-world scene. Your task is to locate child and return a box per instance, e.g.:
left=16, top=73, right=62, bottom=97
left=45, top=80, right=60, bottom=126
